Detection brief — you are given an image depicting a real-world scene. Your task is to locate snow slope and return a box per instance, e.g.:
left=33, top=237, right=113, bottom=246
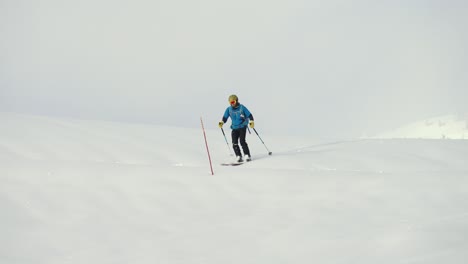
left=1, top=112, right=468, bottom=264
left=377, top=114, right=468, bottom=140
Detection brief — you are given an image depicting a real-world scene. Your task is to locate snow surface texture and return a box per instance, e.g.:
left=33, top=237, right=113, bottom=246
left=1, top=112, right=468, bottom=264
left=376, top=114, right=468, bottom=140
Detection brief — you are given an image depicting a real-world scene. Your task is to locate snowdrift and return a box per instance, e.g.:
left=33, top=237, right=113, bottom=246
left=377, top=114, right=468, bottom=140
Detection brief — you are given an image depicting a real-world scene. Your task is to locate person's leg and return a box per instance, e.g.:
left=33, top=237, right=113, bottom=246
left=231, top=129, right=242, bottom=158
left=239, top=127, right=250, bottom=157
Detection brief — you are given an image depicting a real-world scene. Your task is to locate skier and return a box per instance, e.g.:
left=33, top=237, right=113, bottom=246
left=219, top=94, right=254, bottom=162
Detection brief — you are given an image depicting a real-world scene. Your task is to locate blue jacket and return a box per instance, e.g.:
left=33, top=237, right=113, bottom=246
left=222, top=103, right=254, bottom=129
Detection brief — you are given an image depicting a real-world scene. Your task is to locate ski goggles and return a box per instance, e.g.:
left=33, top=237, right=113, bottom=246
left=230, top=100, right=236, bottom=105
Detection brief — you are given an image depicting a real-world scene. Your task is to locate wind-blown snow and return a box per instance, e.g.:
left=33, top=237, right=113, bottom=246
left=1, top=112, right=468, bottom=264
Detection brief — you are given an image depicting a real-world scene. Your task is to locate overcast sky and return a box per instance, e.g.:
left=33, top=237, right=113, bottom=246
left=1, top=0, right=467, bottom=138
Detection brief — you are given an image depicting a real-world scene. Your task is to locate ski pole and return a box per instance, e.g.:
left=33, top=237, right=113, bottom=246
left=252, top=127, right=272, bottom=155
left=220, top=127, right=233, bottom=155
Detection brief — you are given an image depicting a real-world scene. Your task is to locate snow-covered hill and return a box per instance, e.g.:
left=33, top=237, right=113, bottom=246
left=1, top=112, right=468, bottom=264
left=377, top=114, right=468, bottom=139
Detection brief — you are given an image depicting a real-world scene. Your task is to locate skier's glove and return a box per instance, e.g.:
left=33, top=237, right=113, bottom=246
left=218, top=121, right=224, bottom=128
left=249, top=121, right=254, bottom=128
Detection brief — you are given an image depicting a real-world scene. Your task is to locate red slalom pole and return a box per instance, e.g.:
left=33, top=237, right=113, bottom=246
left=200, top=117, right=214, bottom=175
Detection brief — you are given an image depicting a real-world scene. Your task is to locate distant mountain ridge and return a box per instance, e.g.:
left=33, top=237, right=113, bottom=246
left=377, top=114, right=468, bottom=139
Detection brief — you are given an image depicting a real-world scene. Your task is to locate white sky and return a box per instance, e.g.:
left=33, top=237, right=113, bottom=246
left=1, top=0, right=468, bottom=138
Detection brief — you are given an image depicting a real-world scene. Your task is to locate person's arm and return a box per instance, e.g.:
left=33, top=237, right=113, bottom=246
left=243, top=106, right=254, bottom=121
left=243, top=106, right=254, bottom=127
left=222, top=108, right=230, bottom=123
left=219, top=108, right=230, bottom=127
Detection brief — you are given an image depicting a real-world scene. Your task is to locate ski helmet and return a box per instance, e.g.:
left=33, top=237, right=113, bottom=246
left=228, top=94, right=238, bottom=102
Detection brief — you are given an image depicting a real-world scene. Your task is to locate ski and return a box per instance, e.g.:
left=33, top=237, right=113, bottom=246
left=221, top=159, right=253, bottom=166
left=221, top=162, right=244, bottom=166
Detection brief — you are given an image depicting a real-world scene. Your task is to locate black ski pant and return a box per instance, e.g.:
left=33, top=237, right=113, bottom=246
left=232, top=127, right=250, bottom=157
